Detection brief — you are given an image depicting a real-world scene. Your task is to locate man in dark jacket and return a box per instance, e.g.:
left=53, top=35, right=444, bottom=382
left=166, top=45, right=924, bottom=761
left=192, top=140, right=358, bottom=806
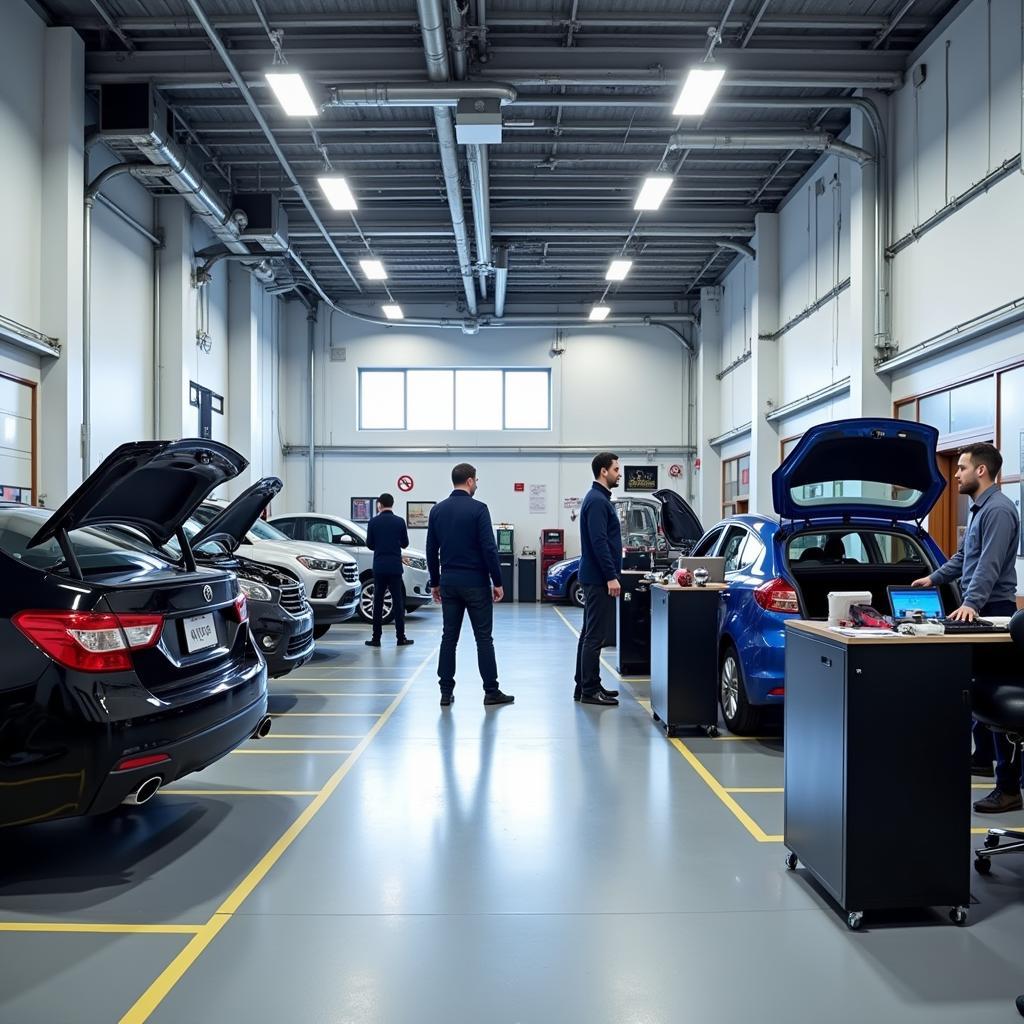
left=574, top=452, right=623, bottom=706
left=426, top=463, right=514, bottom=707
left=365, top=493, right=414, bottom=648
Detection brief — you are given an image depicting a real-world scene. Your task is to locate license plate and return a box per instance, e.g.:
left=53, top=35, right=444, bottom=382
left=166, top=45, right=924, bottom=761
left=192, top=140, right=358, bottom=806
left=183, top=613, right=218, bottom=654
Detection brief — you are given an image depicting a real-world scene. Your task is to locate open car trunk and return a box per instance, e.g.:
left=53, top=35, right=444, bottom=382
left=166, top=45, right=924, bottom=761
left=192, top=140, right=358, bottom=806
left=783, top=526, right=959, bottom=619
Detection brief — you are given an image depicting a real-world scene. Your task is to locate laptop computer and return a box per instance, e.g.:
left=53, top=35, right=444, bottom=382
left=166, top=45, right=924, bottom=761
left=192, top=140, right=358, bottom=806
left=675, top=557, right=726, bottom=583
left=887, top=585, right=944, bottom=621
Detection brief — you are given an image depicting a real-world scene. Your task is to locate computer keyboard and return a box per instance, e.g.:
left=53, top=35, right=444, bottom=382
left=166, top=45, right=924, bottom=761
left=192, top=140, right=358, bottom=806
left=936, top=618, right=1006, bottom=634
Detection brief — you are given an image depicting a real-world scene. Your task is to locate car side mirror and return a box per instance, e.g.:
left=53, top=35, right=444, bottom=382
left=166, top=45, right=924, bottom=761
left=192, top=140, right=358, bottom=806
left=339, top=534, right=355, bottom=545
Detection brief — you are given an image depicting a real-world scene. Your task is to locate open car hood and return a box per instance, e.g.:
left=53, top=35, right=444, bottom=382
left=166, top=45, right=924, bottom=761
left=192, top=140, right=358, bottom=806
left=191, top=477, right=283, bottom=553
left=652, top=489, right=704, bottom=546
left=771, top=418, right=945, bottom=522
left=29, top=439, right=247, bottom=549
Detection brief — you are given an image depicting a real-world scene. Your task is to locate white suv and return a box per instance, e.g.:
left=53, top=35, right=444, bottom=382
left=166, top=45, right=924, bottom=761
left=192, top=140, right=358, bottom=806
left=269, top=513, right=432, bottom=625
left=193, top=501, right=361, bottom=639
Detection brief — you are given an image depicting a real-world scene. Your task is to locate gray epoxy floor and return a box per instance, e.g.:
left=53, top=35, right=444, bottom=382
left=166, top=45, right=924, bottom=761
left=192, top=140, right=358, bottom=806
left=3, top=603, right=1024, bottom=1023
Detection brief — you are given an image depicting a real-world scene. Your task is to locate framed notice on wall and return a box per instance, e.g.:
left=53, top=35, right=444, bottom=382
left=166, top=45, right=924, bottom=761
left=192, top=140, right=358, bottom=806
left=350, top=497, right=374, bottom=523
left=624, top=466, right=659, bottom=493
left=406, top=501, right=435, bottom=529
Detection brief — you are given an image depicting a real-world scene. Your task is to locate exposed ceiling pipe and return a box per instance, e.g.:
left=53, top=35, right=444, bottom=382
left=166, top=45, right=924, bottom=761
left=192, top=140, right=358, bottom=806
left=667, top=130, right=872, bottom=164
left=716, top=239, right=756, bottom=259
left=415, top=0, right=480, bottom=313
left=182, top=0, right=363, bottom=292
left=287, top=247, right=694, bottom=348
left=325, top=82, right=516, bottom=107
left=493, top=246, right=509, bottom=317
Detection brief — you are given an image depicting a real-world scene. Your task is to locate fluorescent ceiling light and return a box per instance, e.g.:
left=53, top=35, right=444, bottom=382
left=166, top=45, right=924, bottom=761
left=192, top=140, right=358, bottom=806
left=382, top=304, right=404, bottom=320
left=360, top=259, right=388, bottom=280
left=673, top=66, right=726, bottom=116
left=317, top=176, right=358, bottom=211
left=605, top=259, right=633, bottom=282
left=634, top=175, right=674, bottom=211
left=589, top=305, right=611, bottom=321
left=265, top=71, right=318, bottom=117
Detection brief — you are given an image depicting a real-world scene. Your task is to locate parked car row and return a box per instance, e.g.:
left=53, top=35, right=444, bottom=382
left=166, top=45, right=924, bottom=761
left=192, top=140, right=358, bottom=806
left=547, top=419, right=955, bottom=737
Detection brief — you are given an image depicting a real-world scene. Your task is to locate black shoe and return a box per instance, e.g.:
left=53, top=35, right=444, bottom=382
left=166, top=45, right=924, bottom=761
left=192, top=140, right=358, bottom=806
left=365, top=639, right=381, bottom=648
left=573, top=684, right=619, bottom=701
left=484, top=690, right=515, bottom=706
left=440, top=693, right=454, bottom=707
left=971, top=759, right=995, bottom=778
left=397, top=637, right=415, bottom=647
left=580, top=691, right=619, bottom=706
left=974, top=788, right=1023, bottom=814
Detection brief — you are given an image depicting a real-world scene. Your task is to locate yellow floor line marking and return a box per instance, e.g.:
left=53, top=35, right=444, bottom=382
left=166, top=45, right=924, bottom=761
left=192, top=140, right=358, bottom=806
left=972, top=825, right=1024, bottom=834
left=269, top=713, right=382, bottom=718
left=164, top=790, right=319, bottom=797
left=726, top=787, right=784, bottom=794
left=119, top=646, right=436, bottom=1024
left=229, top=749, right=354, bottom=755
left=0, top=923, right=201, bottom=935
left=553, top=605, right=781, bottom=844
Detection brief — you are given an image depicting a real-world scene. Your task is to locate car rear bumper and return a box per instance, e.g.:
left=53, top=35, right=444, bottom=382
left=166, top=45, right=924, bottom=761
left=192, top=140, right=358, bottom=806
left=85, top=659, right=268, bottom=815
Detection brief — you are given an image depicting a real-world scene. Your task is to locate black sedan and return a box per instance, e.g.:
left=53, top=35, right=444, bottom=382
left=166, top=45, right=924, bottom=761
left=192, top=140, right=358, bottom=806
left=0, top=439, right=270, bottom=829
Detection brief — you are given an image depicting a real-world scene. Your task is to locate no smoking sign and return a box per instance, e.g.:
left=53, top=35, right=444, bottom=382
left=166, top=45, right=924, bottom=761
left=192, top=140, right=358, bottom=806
left=397, top=475, right=415, bottom=493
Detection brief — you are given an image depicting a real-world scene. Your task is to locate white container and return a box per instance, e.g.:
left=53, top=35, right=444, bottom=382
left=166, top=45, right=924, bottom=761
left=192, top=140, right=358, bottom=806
left=827, top=591, right=873, bottom=626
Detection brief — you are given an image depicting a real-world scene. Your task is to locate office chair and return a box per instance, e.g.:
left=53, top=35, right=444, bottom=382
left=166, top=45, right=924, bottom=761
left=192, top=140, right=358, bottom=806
left=972, top=609, right=1024, bottom=877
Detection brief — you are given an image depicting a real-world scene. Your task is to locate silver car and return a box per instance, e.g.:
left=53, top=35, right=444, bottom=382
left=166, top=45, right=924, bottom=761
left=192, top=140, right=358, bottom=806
left=269, top=513, right=432, bottom=625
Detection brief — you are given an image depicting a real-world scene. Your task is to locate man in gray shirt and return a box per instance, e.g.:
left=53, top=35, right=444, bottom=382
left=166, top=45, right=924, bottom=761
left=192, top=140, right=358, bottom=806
left=913, top=442, right=1021, bottom=812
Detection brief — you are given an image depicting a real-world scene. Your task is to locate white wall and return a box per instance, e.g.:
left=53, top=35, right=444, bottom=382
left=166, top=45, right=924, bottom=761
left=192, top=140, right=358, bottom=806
left=277, top=307, right=693, bottom=553
left=717, top=258, right=753, bottom=433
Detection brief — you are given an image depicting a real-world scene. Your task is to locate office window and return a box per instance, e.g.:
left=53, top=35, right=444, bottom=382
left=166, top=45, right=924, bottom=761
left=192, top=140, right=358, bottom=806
left=456, top=370, right=503, bottom=430
left=407, top=370, right=454, bottom=430
left=358, top=368, right=551, bottom=431
left=722, top=453, right=750, bottom=517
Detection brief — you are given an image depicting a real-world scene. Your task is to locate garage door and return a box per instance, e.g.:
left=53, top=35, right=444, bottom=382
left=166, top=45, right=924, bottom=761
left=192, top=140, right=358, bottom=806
left=0, top=372, right=35, bottom=504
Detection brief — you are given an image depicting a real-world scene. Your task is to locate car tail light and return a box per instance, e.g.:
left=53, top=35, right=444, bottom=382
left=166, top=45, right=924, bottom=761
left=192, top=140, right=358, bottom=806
left=231, top=594, right=248, bottom=623
left=753, top=578, right=800, bottom=614
left=114, top=752, right=171, bottom=772
left=768, top=687, right=785, bottom=697
left=13, top=610, right=164, bottom=673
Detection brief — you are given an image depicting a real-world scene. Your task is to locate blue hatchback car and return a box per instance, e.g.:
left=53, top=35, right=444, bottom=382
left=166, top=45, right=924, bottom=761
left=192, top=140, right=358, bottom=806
left=693, top=418, right=955, bottom=734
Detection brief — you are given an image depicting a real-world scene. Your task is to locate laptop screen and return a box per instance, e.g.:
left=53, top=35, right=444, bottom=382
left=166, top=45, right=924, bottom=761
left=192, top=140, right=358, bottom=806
left=888, top=586, right=944, bottom=619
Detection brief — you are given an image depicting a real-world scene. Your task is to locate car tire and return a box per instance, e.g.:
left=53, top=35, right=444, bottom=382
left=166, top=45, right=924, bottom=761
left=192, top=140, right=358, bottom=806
left=357, top=578, right=394, bottom=625
left=313, top=624, right=331, bottom=640
left=568, top=578, right=585, bottom=608
left=719, top=643, right=764, bottom=735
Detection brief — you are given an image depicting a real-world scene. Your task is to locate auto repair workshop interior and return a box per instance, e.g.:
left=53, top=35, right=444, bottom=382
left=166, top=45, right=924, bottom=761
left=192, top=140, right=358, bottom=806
left=3, top=0, right=1024, bottom=1021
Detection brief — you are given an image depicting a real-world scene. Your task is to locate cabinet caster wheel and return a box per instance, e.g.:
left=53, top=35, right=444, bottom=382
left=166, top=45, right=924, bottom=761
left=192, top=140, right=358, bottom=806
left=847, top=912, right=863, bottom=931
left=785, top=852, right=798, bottom=871
left=984, top=834, right=1001, bottom=849
left=705, top=725, right=720, bottom=738
left=652, top=712, right=661, bottom=723
left=950, top=906, right=968, bottom=926
left=974, top=856, right=992, bottom=875
left=665, top=726, right=678, bottom=738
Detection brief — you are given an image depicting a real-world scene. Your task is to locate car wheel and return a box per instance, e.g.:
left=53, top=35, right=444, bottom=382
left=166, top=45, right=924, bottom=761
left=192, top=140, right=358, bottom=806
left=568, top=578, right=585, bottom=608
left=719, top=643, right=764, bottom=735
left=357, top=579, right=394, bottom=624
left=313, top=624, right=331, bottom=640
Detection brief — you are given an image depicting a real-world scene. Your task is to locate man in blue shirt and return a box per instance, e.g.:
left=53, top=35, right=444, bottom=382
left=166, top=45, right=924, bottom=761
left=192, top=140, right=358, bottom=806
left=426, top=463, right=514, bottom=707
left=913, top=442, right=1020, bottom=812
left=573, top=452, right=623, bottom=706
left=365, top=492, right=414, bottom=648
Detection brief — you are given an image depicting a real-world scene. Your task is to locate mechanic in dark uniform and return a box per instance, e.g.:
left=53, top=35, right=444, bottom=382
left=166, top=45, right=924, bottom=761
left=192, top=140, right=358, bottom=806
left=573, top=452, right=623, bottom=706
left=426, top=463, right=514, bottom=707
left=365, top=492, right=414, bottom=648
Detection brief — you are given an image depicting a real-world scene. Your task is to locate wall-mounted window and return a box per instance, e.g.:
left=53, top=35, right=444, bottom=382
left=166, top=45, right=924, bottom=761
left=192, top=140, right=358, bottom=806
left=722, top=453, right=750, bottom=517
left=358, top=368, right=551, bottom=431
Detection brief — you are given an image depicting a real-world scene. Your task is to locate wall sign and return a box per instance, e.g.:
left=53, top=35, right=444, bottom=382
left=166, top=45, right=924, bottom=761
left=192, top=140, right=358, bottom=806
left=350, top=497, right=374, bottom=523
left=514, top=482, right=525, bottom=492
left=668, top=464, right=683, bottom=478
left=624, top=466, right=659, bottom=493
left=397, top=474, right=415, bottom=493
left=529, top=484, right=548, bottom=514
left=406, top=501, right=435, bottom=529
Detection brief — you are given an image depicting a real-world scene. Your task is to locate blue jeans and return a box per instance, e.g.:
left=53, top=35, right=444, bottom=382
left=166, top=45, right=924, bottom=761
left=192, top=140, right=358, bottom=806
left=973, top=600, right=1021, bottom=790
left=438, top=585, right=499, bottom=694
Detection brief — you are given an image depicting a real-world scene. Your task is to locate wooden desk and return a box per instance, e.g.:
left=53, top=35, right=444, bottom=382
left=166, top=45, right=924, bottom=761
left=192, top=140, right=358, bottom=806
left=783, top=620, right=1012, bottom=930
left=649, top=584, right=727, bottom=737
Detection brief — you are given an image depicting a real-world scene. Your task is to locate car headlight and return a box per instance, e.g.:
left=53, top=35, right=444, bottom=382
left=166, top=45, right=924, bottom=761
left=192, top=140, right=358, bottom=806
left=237, top=578, right=274, bottom=603
left=548, top=560, right=570, bottom=573
left=297, top=556, right=342, bottom=572
left=402, top=555, right=428, bottom=570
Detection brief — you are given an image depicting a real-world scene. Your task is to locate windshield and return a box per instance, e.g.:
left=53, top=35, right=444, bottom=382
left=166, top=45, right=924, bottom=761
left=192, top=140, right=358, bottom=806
left=250, top=519, right=289, bottom=541
left=787, top=480, right=924, bottom=510
left=0, top=508, right=174, bottom=575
